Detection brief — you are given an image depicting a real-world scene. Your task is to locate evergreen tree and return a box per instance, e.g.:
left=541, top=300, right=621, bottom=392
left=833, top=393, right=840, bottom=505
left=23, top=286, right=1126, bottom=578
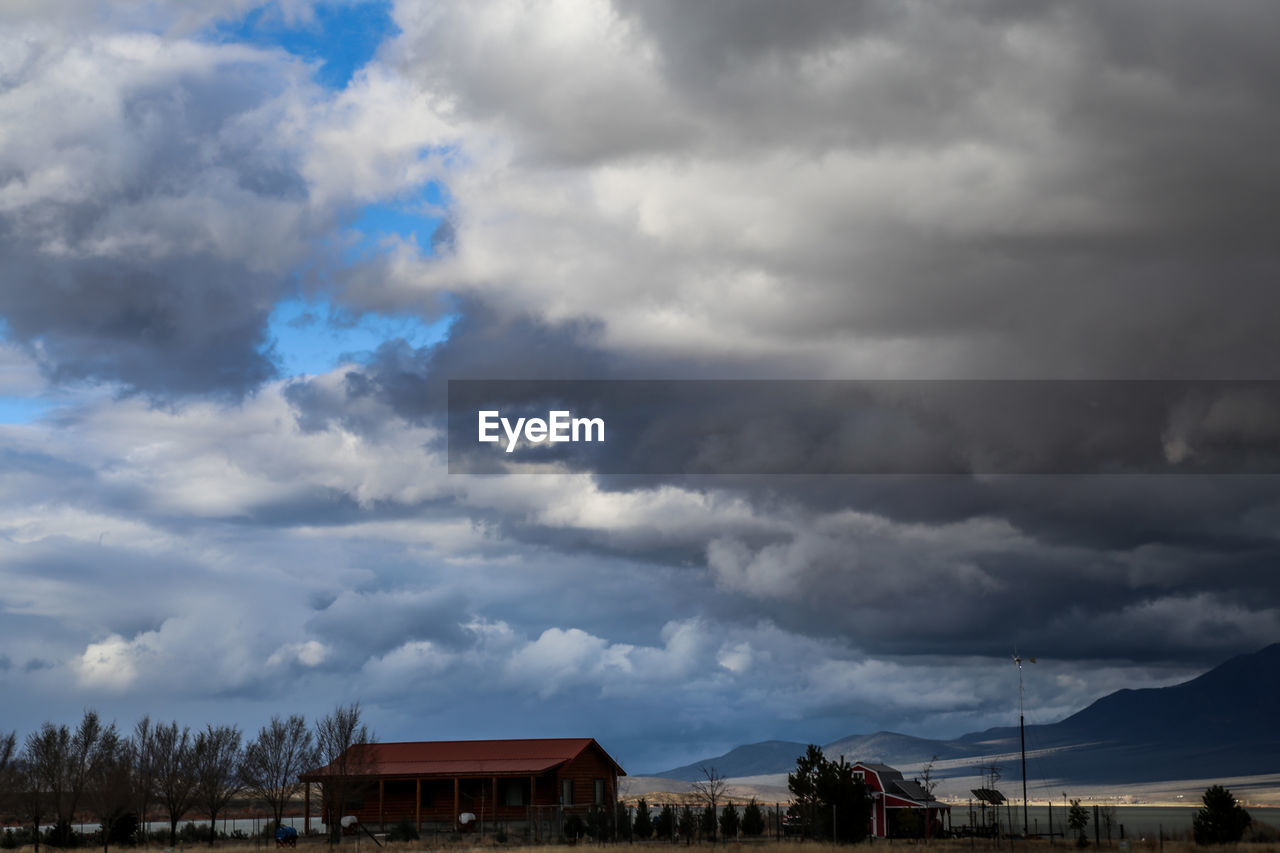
left=788, top=746, right=871, bottom=842
left=617, top=801, right=633, bottom=841
left=677, top=805, right=697, bottom=845
left=634, top=798, right=654, bottom=839
left=816, top=755, right=871, bottom=842
left=656, top=803, right=675, bottom=840
left=741, top=799, right=765, bottom=837
left=787, top=745, right=824, bottom=837
left=700, top=804, right=716, bottom=840
left=719, top=803, right=739, bottom=840
left=1193, top=785, right=1251, bottom=845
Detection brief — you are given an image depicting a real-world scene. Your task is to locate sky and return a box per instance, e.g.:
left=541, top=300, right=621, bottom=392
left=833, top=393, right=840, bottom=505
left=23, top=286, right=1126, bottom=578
left=2, top=0, right=1280, bottom=776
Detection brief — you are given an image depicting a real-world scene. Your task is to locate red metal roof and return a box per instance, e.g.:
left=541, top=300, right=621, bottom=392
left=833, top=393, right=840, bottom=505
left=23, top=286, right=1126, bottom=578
left=301, top=738, right=625, bottom=781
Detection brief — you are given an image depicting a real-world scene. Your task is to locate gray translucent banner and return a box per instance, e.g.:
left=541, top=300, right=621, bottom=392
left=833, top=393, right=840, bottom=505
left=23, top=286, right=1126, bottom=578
left=446, top=380, right=1280, bottom=474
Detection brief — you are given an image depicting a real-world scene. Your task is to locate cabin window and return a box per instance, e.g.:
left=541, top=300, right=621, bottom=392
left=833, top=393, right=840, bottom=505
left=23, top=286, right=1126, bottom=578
left=853, top=771, right=864, bottom=781
left=593, top=779, right=605, bottom=804
left=504, top=780, right=526, bottom=806
left=561, top=779, right=574, bottom=805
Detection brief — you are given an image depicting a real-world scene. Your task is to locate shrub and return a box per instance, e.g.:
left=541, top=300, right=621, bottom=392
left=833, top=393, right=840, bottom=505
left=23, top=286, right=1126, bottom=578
left=108, top=813, right=139, bottom=846
left=178, top=821, right=202, bottom=843
left=1193, top=785, right=1251, bottom=845
left=1068, top=799, right=1090, bottom=847
left=585, top=805, right=611, bottom=839
left=388, top=817, right=420, bottom=842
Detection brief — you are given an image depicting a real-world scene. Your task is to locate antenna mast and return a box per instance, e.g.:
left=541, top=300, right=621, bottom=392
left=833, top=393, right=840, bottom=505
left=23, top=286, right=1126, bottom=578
left=1014, top=654, right=1035, bottom=837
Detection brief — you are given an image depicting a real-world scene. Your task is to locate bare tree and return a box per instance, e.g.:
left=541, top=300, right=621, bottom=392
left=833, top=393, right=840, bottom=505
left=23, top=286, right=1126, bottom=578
left=192, top=725, right=243, bottom=845
left=241, top=715, right=316, bottom=830
left=916, top=755, right=939, bottom=799
left=153, top=722, right=198, bottom=845
left=131, top=717, right=159, bottom=847
left=0, top=732, right=18, bottom=844
left=1098, top=804, right=1117, bottom=843
left=14, top=761, right=44, bottom=853
left=690, top=766, right=727, bottom=843
left=0, top=731, right=16, bottom=814
left=21, top=722, right=68, bottom=853
left=313, top=703, right=375, bottom=844
left=67, top=711, right=106, bottom=839
left=85, top=725, right=135, bottom=853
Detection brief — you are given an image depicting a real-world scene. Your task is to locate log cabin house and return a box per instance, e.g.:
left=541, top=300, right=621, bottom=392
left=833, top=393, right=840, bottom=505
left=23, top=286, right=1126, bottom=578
left=299, top=738, right=625, bottom=835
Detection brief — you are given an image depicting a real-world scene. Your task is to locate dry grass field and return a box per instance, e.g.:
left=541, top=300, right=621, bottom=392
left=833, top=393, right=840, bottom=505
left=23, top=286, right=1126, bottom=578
left=8, top=841, right=1279, bottom=853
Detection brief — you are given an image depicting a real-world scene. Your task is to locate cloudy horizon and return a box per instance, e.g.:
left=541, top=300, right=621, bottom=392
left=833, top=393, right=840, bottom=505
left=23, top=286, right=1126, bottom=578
left=3, top=0, right=1279, bottom=774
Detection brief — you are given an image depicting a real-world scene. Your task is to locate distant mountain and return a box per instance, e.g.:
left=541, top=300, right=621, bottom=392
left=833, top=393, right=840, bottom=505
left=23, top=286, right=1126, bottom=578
left=649, top=644, right=1280, bottom=786
left=958, top=642, right=1280, bottom=783
left=656, top=740, right=810, bottom=782
left=822, top=731, right=971, bottom=765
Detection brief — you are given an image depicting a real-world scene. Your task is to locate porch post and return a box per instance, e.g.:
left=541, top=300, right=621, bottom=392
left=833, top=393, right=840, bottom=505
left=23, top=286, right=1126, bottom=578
left=454, top=777, right=460, bottom=830
left=378, top=779, right=385, bottom=831
left=415, top=778, right=421, bottom=832
left=492, top=777, right=499, bottom=832
left=530, top=775, right=538, bottom=842
left=303, top=781, right=310, bottom=835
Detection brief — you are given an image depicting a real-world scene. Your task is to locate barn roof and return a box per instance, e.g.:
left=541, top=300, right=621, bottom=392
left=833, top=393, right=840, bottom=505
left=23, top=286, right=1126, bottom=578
left=857, top=762, right=905, bottom=781
left=854, top=761, right=949, bottom=810
left=300, top=737, right=625, bottom=781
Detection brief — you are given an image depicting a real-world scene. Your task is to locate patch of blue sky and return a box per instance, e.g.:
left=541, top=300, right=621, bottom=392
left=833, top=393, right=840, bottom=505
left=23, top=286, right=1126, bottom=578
left=207, top=0, right=399, bottom=90
left=268, top=297, right=456, bottom=378
left=346, top=179, right=452, bottom=261
left=272, top=166, right=455, bottom=379
left=0, top=324, right=53, bottom=424
left=0, top=396, right=55, bottom=425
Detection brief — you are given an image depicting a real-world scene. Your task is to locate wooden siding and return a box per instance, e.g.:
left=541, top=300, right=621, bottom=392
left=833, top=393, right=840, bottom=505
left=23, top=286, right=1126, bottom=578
left=554, top=743, right=617, bottom=807
left=328, top=749, right=617, bottom=826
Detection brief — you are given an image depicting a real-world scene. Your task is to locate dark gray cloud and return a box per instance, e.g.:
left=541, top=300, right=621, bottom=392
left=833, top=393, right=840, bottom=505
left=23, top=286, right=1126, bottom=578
left=0, top=38, right=308, bottom=397
left=0, top=30, right=354, bottom=397
left=279, top=304, right=1280, bottom=673
left=387, top=0, right=1280, bottom=382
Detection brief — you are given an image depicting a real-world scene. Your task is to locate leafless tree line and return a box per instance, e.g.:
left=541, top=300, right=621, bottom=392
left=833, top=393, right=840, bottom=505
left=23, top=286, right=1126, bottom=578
left=0, top=703, right=373, bottom=851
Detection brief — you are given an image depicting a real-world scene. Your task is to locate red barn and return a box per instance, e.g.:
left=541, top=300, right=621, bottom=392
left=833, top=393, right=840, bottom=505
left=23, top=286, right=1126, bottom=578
left=299, top=738, right=625, bottom=836
left=850, top=761, right=950, bottom=839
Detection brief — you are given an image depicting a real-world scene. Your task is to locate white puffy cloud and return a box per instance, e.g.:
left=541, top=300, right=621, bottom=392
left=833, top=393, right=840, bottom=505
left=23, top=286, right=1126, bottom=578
left=78, top=633, right=148, bottom=689
left=267, top=639, right=330, bottom=667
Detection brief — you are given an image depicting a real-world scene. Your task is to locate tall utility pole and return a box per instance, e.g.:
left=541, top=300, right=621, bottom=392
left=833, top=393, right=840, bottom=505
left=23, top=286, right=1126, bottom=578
left=1014, top=654, right=1036, bottom=837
